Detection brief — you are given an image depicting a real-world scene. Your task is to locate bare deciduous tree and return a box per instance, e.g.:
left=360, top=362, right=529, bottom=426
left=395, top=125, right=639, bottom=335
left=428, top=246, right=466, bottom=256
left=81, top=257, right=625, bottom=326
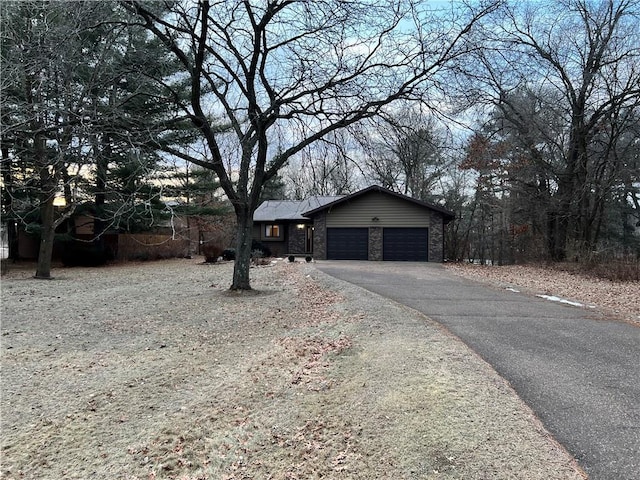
left=459, top=0, right=640, bottom=261
left=360, top=111, right=448, bottom=202
left=283, top=130, right=363, bottom=199
left=124, top=0, right=499, bottom=289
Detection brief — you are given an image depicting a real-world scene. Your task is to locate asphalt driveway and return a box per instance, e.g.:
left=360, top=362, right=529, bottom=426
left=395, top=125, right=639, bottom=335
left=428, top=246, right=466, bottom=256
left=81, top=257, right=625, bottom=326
left=316, top=261, right=640, bottom=480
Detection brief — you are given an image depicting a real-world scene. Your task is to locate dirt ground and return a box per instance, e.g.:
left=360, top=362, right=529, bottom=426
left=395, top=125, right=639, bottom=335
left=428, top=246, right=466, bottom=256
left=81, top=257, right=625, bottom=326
left=1, top=258, right=586, bottom=479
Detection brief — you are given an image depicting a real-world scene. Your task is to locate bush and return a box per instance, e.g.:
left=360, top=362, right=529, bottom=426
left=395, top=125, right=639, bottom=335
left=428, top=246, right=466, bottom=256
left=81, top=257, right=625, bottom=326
left=251, top=240, right=272, bottom=257
left=555, top=253, right=639, bottom=282
left=585, top=258, right=639, bottom=282
left=61, top=241, right=113, bottom=267
left=201, top=243, right=223, bottom=263
left=251, top=249, right=272, bottom=265
left=116, top=234, right=188, bottom=261
left=216, top=241, right=271, bottom=261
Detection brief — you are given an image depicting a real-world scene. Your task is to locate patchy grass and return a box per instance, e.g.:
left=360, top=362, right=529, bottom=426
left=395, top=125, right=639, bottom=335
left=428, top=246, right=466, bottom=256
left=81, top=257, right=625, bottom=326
left=1, top=258, right=584, bottom=479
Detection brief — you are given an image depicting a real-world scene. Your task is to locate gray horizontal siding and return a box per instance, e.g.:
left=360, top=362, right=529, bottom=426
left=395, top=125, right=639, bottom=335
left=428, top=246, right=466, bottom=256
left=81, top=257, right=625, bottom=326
left=325, top=191, right=431, bottom=227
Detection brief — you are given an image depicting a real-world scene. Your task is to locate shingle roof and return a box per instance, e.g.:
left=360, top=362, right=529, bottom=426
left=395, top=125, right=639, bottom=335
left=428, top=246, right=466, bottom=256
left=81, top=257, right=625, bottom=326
left=253, top=196, right=343, bottom=222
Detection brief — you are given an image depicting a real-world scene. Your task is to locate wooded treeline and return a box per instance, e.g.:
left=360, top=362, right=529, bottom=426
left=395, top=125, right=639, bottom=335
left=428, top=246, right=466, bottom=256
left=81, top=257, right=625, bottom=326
left=1, top=1, right=224, bottom=276
left=1, top=1, right=638, bottom=285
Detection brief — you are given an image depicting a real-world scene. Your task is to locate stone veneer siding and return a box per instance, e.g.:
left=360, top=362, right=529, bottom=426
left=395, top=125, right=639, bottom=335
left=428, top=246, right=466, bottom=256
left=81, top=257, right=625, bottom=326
left=428, top=212, right=445, bottom=262
left=312, top=212, right=327, bottom=259
left=369, top=226, right=383, bottom=261
left=311, top=207, right=448, bottom=262
left=287, top=224, right=307, bottom=254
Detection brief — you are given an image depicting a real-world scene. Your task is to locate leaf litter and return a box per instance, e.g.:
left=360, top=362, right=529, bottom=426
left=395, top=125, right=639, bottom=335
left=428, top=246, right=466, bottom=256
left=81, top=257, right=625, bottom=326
left=445, top=263, right=639, bottom=325
left=1, top=258, right=585, bottom=479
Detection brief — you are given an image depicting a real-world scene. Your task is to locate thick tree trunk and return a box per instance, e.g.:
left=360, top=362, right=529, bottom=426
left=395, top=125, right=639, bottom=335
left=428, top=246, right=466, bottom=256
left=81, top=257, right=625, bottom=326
left=547, top=210, right=564, bottom=261
left=231, top=211, right=254, bottom=290
left=1, top=143, right=18, bottom=260
left=6, top=220, right=19, bottom=261
left=34, top=159, right=75, bottom=278
left=34, top=136, right=58, bottom=279
left=35, top=195, right=56, bottom=279
left=548, top=162, right=579, bottom=261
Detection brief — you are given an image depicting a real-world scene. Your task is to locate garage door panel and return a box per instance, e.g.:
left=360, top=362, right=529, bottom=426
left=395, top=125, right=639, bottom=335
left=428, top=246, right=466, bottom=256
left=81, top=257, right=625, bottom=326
left=383, top=228, right=428, bottom=261
left=327, top=228, right=368, bottom=260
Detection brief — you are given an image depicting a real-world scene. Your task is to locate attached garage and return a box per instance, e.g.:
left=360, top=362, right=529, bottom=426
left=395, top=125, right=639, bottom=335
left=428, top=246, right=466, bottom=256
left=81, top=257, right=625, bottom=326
left=302, top=185, right=455, bottom=263
left=383, top=227, right=428, bottom=261
left=327, top=228, right=368, bottom=260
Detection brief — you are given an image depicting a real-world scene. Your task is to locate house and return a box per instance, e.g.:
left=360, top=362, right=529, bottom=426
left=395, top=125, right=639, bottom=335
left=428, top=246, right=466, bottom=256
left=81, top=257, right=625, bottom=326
left=253, top=185, right=455, bottom=262
left=252, top=195, right=342, bottom=257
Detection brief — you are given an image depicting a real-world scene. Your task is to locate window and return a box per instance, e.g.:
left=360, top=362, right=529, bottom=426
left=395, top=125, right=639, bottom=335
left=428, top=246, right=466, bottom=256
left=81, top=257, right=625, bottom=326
left=264, top=224, right=281, bottom=239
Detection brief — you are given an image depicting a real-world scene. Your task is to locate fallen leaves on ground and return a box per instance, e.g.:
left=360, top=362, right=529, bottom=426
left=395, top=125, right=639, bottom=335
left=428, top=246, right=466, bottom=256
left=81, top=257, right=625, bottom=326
left=1, top=258, right=586, bottom=479
left=445, top=262, right=639, bottom=325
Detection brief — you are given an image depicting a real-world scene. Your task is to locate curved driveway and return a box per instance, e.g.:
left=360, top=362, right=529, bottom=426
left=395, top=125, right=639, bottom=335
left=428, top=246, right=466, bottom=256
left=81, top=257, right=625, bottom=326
left=316, top=261, right=640, bottom=480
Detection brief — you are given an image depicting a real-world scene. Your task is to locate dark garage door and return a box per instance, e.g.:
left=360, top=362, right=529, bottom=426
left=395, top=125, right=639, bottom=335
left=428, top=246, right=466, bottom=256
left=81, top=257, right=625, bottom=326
left=327, top=228, right=368, bottom=260
left=383, top=228, right=428, bottom=261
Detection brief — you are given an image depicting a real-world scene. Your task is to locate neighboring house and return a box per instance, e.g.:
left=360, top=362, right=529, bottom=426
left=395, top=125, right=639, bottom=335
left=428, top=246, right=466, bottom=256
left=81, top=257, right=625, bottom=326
left=253, top=185, right=455, bottom=262
left=8, top=207, right=211, bottom=262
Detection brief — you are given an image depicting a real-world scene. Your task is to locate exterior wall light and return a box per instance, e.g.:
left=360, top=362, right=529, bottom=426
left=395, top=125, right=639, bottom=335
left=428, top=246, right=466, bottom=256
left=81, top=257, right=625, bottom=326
left=372, top=217, right=379, bottom=222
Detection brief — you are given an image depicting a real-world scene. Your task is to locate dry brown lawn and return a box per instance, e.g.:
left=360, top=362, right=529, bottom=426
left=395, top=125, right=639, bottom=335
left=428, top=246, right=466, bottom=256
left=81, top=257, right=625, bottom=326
left=1, top=258, right=586, bottom=479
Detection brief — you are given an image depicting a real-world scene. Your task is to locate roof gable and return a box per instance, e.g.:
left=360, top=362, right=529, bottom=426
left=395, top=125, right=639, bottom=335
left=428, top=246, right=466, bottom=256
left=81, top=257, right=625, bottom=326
left=302, top=185, right=455, bottom=221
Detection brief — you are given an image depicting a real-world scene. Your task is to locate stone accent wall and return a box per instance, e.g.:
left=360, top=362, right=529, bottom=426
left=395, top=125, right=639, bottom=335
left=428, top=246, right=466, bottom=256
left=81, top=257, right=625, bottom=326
left=429, top=212, right=445, bottom=262
left=309, top=203, right=449, bottom=262
left=287, top=224, right=306, bottom=254
left=369, top=226, right=383, bottom=261
left=312, top=212, right=327, bottom=259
